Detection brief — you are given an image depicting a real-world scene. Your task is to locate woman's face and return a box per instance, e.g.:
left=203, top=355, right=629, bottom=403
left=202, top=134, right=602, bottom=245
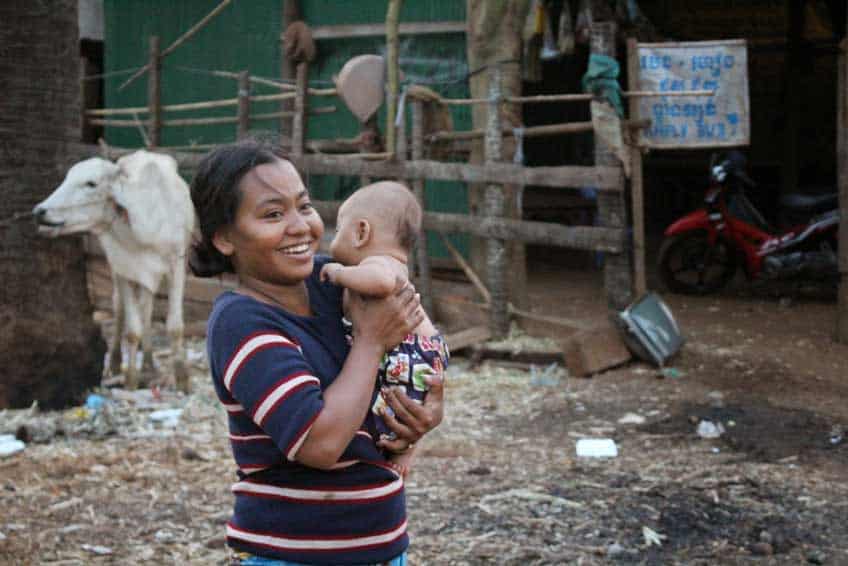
left=214, top=159, right=323, bottom=286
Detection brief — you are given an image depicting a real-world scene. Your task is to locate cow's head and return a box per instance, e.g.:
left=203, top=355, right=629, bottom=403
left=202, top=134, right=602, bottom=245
left=33, top=157, right=122, bottom=237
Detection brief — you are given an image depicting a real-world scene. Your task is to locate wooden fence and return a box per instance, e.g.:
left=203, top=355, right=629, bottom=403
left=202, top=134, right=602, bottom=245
left=87, top=24, right=717, bottom=339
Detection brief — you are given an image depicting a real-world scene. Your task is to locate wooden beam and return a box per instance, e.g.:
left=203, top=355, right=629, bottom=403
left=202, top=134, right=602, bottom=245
left=410, top=99, right=433, bottom=316
left=147, top=36, right=161, bottom=148
left=98, top=143, right=624, bottom=192
left=591, top=21, right=633, bottom=311
left=295, top=155, right=624, bottom=190
left=310, top=21, right=465, bottom=40
left=485, top=68, right=508, bottom=337
left=312, top=200, right=624, bottom=252
left=237, top=70, right=250, bottom=139
left=385, top=0, right=403, bottom=156
left=838, top=35, right=848, bottom=343
left=627, top=38, right=647, bottom=298
left=292, top=62, right=309, bottom=157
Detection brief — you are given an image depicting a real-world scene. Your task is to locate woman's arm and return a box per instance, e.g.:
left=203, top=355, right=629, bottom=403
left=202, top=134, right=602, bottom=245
left=294, top=282, right=423, bottom=469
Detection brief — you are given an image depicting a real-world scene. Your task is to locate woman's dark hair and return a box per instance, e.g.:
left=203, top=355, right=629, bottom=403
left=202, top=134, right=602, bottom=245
left=189, top=140, right=283, bottom=277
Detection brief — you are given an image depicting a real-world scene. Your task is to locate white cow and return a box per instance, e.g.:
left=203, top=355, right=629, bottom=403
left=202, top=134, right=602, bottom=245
left=33, top=150, right=195, bottom=392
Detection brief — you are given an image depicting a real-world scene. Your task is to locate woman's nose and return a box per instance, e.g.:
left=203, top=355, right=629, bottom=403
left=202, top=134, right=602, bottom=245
left=286, top=210, right=310, bottom=234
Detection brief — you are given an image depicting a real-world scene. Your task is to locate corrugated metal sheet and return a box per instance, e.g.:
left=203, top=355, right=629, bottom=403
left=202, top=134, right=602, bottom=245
left=103, top=0, right=469, bottom=257
left=103, top=0, right=282, bottom=148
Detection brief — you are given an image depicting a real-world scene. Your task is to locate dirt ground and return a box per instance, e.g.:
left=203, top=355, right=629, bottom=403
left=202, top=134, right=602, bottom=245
left=1, top=265, right=847, bottom=565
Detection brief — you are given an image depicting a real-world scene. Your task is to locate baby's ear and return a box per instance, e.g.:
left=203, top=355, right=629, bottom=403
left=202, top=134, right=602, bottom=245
left=354, top=219, right=372, bottom=248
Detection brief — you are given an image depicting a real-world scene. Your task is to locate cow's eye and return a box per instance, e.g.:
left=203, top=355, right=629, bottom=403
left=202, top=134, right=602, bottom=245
left=85, top=181, right=96, bottom=188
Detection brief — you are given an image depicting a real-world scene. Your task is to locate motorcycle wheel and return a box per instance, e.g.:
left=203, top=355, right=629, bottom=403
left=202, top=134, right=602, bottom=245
left=658, top=231, right=737, bottom=295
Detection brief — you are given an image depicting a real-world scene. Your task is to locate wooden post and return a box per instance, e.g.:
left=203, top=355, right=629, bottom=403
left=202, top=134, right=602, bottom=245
left=411, top=98, right=434, bottom=316
left=838, top=36, right=848, bottom=343
left=485, top=68, right=509, bottom=338
left=385, top=0, right=403, bottom=156
left=781, top=0, right=804, bottom=199
left=237, top=70, right=250, bottom=140
left=626, top=37, right=647, bottom=297
left=292, top=62, right=308, bottom=157
left=147, top=36, right=162, bottom=148
left=280, top=0, right=301, bottom=137
left=591, top=22, right=633, bottom=311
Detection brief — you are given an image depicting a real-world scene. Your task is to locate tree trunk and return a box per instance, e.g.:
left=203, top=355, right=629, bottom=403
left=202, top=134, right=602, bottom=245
left=0, top=0, right=106, bottom=409
left=467, top=0, right=532, bottom=310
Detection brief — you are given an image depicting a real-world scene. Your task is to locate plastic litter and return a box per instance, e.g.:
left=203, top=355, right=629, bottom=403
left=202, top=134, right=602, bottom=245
left=0, top=434, right=26, bottom=458
left=696, top=420, right=725, bottom=439
left=618, top=413, right=646, bottom=425
left=576, top=438, right=618, bottom=458
left=148, top=408, right=183, bottom=427
left=85, top=394, right=105, bottom=412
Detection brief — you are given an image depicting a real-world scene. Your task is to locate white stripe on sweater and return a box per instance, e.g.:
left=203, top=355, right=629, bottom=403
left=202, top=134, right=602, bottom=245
left=232, top=476, right=403, bottom=502
left=224, top=333, right=297, bottom=391
left=254, top=375, right=320, bottom=425
left=226, top=519, right=407, bottom=551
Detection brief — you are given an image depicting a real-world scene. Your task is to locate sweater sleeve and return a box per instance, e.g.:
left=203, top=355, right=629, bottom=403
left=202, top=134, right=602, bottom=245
left=209, top=300, right=324, bottom=462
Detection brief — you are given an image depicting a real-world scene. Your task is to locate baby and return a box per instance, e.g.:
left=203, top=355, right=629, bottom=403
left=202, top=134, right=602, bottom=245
left=321, top=181, right=448, bottom=476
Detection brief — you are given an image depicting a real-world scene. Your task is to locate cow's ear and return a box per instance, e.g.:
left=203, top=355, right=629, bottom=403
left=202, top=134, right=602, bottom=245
left=110, top=161, right=168, bottom=245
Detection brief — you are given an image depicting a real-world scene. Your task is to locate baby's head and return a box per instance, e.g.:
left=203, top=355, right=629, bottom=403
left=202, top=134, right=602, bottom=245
left=329, top=181, right=422, bottom=266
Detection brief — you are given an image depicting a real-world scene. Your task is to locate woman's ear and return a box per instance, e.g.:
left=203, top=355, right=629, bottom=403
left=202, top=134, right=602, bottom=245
left=353, top=219, right=372, bottom=248
left=212, top=228, right=235, bottom=257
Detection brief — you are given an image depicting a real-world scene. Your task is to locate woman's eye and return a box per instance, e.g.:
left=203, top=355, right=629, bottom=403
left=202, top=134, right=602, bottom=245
left=264, top=210, right=284, bottom=219
left=300, top=202, right=314, bottom=212
left=85, top=181, right=97, bottom=188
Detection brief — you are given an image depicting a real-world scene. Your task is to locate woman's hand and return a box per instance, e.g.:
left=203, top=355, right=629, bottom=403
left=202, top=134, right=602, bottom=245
left=377, top=372, right=444, bottom=452
left=346, top=278, right=422, bottom=350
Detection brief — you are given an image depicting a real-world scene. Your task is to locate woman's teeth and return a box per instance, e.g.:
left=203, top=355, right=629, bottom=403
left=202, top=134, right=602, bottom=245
left=280, top=242, right=310, bottom=255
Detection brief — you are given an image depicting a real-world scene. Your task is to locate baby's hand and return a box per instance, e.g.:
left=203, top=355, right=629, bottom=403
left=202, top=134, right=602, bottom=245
left=320, top=262, right=344, bottom=283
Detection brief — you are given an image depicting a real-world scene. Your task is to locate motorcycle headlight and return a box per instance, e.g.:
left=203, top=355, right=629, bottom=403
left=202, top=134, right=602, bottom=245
left=711, top=165, right=727, bottom=183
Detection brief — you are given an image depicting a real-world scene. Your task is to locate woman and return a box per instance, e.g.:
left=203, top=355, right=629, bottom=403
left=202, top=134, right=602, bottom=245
left=190, top=141, right=444, bottom=565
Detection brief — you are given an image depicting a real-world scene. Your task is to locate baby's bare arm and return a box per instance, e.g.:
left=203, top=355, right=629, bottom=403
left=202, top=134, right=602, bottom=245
left=321, top=257, right=401, bottom=297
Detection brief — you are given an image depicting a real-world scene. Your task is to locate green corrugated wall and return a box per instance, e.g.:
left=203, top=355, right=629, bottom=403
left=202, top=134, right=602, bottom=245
left=103, top=0, right=469, bottom=258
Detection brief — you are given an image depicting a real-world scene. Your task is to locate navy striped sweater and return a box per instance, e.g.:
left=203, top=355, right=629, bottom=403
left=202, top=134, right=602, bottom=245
left=206, top=256, right=408, bottom=564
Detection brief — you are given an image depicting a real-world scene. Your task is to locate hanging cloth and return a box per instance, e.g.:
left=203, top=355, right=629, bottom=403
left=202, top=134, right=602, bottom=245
left=581, top=53, right=624, bottom=117
left=557, top=0, right=575, bottom=56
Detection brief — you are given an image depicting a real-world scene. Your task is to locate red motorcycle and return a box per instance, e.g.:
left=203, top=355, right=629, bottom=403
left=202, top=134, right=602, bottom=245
left=658, top=151, right=840, bottom=295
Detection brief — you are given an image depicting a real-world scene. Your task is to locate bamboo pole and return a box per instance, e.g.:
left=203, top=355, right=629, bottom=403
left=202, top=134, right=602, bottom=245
left=385, top=0, right=403, bottom=156
left=838, top=36, right=848, bottom=343
left=627, top=37, right=647, bottom=298
left=439, top=233, right=490, bottom=304
left=427, top=119, right=650, bottom=143
left=441, top=89, right=715, bottom=106
left=485, top=68, right=508, bottom=338
left=281, top=0, right=301, bottom=137
left=411, top=99, right=433, bottom=316
left=591, top=21, right=633, bottom=311
left=292, top=62, right=309, bottom=157
left=237, top=70, right=250, bottom=139
left=147, top=36, right=162, bottom=148
left=119, top=0, right=234, bottom=91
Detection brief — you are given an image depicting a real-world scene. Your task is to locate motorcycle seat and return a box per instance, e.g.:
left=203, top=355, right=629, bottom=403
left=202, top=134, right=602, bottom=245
left=779, top=192, right=838, bottom=212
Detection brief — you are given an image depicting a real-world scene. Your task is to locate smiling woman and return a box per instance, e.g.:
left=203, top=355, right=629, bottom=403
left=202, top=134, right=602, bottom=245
left=189, top=140, right=443, bottom=565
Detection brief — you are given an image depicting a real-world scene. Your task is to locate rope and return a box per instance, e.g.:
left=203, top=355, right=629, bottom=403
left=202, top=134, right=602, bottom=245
left=0, top=211, right=33, bottom=227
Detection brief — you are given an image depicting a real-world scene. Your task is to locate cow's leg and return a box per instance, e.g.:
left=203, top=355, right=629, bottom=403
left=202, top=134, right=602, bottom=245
left=138, top=285, right=158, bottom=384
left=166, top=258, right=190, bottom=393
left=118, top=278, right=143, bottom=390
left=106, top=275, right=125, bottom=378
